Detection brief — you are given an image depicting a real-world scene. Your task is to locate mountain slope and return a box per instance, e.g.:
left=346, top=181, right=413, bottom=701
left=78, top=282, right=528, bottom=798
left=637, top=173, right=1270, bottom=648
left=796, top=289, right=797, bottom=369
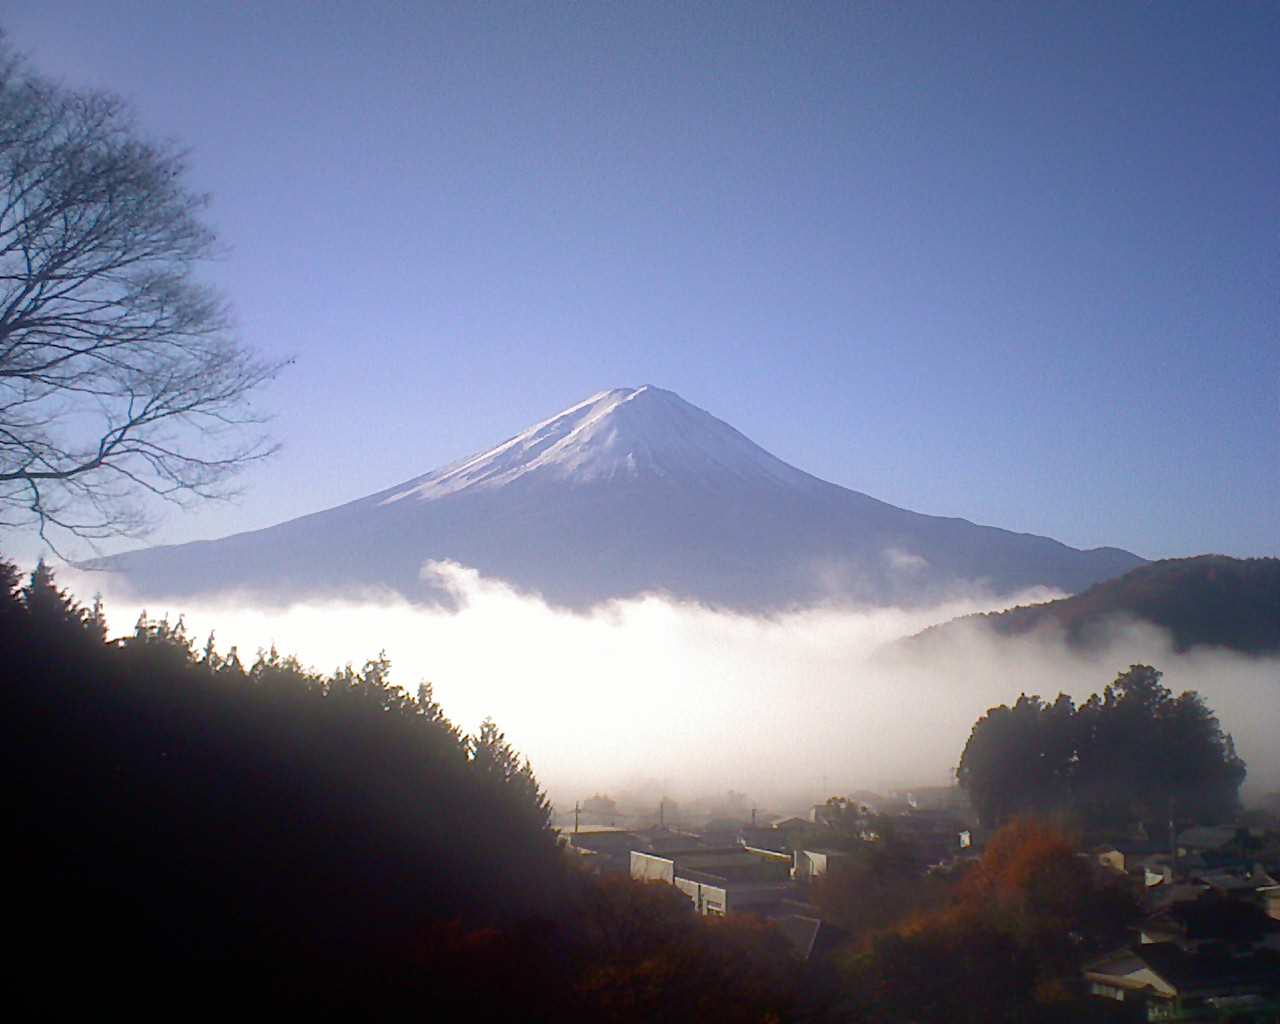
left=907, top=556, right=1280, bottom=654
left=90, top=386, right=1146, bottom=611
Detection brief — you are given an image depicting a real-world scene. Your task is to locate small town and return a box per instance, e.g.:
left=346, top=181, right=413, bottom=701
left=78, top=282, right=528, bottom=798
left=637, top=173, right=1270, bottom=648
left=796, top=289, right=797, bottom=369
left=559, top=785, right=1280, bottom=1021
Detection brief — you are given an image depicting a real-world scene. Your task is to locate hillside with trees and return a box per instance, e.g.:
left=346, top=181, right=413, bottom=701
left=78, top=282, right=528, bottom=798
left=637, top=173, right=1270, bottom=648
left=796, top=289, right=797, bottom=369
left=910, top=556, right=1280, bottom=655
left=5, top=558, right=812, bottom=1019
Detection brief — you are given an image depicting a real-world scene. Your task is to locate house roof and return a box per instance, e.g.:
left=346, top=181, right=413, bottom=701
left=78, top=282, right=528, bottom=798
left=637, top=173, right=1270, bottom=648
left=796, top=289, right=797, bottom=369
left=1197, top=870, right=1276, bottom=894
left=1142, top=894, right=1278, bottom=944
left=1135, top=943, right=1280, bottom=994
left=562, top=829, right=641, bottom=851
left=771, top=915, right=851, bottom=962
left=772, top=915, right=820, bottom=959
left=1085, top=947, right=1170, bottom=995
left=1092, top=839, right=1168, bottom=856
left=1177, top=826, right=1239, bottom=850
left=1087, top=944, right=1280, bottom=997
left=1146, top=882, right=1210, bottom=910
left=738, top=827, right=789, bottom=853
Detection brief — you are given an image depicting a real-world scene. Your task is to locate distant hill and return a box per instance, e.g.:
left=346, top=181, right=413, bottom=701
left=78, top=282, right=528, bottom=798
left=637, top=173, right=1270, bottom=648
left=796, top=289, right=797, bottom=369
left=908, top=556, right=1280, bottom=655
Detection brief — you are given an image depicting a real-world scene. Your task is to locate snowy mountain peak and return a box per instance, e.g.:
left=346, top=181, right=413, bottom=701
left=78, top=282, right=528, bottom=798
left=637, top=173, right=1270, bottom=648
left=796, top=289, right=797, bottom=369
left=378, top=386, right=817, bottom=505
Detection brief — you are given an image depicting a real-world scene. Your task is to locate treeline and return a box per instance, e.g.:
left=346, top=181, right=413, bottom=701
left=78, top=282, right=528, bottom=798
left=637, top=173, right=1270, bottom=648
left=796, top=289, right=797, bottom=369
left=7, top=561, right=555, bottom=996
left=957, top=665, right=1246, bottom=828
left=5, top=560, right=803, bottom=1019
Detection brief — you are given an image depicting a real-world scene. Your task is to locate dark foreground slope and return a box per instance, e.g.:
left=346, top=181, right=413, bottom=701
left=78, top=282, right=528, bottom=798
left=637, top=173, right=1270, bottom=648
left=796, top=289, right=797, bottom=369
left=5, top=570, right=565, bottom=998
left=91, top=387, right=1144, bottom=611
left=910, top=556, right=1280, bottom=655
left=3, top=562, right=803, bottom=1021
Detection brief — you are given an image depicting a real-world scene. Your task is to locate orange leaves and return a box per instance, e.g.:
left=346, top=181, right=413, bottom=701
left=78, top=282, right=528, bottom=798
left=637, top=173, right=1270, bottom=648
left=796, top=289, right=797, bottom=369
left=956, top=818, right=1091, bottom=931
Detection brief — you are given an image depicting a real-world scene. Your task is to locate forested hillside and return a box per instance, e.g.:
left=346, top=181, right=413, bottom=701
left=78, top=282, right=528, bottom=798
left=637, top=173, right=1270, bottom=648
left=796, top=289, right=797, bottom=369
left=5, top=560, right=563, bottom=1002
left=914, top=556, right=1280, bottom=654
left=4, top=559, right=802, bottom=1019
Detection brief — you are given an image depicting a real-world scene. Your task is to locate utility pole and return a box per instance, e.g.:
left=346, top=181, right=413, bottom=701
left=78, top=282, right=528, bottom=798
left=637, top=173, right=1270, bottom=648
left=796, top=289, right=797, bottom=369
left=574, top=801, right=580, bottom=834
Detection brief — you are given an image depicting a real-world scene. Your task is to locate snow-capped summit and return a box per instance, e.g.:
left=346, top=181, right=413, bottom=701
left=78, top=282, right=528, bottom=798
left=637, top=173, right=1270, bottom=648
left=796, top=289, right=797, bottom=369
left=93, top=387, right=1145, bottom=610
left=379, top=385, right=815, bottom=502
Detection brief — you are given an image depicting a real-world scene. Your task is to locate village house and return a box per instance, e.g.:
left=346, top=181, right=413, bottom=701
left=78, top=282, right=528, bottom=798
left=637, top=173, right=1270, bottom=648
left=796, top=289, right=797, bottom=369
left=890, top=808, right=973, bottom=870
left=630, top=847, right=793, bottom=916
left=1140, top=893, right=1280, bottom=954
left=792, top=847, right=848, bottom=881
left=561, top=827, right=646, bottom=875
left=1094, top=838, right=1170, bottom=880
left=560, top=823, right=711, bottom=874
left=1176, top=825, right=1245, bottom=867
left=1195, top=866, right=1278, bottom=905
left=1085, top=943, right=1280, bottom=1021
left=1086, top=868, right=1280, bottom=1020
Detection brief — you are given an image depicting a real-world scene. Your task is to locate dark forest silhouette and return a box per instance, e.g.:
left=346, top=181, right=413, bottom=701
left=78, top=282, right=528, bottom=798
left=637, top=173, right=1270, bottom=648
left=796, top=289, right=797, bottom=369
left=5, top=558, right=804, bottom=1019
left=957, top=665, right=1246, bottom=829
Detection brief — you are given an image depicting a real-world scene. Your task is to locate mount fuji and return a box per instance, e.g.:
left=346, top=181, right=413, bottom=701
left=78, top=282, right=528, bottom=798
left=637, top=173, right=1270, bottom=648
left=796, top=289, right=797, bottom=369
left=91, top=386, right=1145, bottom=610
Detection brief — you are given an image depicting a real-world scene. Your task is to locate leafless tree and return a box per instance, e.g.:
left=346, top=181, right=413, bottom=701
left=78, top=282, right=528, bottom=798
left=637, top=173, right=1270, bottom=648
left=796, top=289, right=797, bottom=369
left=0, top=37, right=286, bottom=551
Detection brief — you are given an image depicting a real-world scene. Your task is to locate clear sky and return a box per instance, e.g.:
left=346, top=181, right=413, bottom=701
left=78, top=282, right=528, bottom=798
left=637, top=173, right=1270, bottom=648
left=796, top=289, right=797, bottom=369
left=6, top=1, right=1278, bottom=566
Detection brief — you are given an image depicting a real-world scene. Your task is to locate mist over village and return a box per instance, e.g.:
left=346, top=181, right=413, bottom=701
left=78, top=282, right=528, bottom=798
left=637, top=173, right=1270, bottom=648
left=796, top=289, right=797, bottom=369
left=4, top=4, right=1278, bottom=1022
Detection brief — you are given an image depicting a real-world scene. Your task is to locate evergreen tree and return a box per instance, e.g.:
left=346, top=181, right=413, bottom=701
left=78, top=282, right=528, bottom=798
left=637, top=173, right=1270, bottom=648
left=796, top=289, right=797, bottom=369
left=470, top=717, right=553, bottom=832
left=22, top=557, right=85, bottom=630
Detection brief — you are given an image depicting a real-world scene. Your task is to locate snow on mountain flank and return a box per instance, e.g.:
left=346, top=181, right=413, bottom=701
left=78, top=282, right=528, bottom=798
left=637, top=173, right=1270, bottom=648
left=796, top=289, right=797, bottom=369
left=90, top=384, right=1147, bottom=611
left=379, top=385, right=817, bottom=504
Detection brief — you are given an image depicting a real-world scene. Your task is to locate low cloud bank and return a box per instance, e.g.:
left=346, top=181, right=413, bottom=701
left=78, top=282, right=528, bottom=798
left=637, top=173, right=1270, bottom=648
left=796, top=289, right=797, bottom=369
left=82, top=561, right=1279, bottom=812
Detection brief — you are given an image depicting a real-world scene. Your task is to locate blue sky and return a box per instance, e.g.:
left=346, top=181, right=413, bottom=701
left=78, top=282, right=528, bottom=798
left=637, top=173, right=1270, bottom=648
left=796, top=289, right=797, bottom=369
left=6, top=1, right=1278, bottom=565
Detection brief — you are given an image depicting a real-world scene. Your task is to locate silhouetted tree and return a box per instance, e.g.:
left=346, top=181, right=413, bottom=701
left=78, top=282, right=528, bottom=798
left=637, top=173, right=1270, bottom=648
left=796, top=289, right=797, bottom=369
left=958, top=666, right=1245, bottom=828
left=0, top=552, right=20, bottom=629
left=21, top=556, right=103, bottom=645
left=1075, top=667, right=1245, bottom=826
left=0, top=35, right=285, bottom=546
left=470, top=716, right=553, bottom=834
left=4, top=559, right=570, bottom=1013
left=956, top=693, right=1076, bottom=827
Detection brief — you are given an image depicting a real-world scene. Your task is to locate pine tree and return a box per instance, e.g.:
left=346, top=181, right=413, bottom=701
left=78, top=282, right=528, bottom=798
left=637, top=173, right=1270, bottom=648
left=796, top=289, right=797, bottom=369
left=22, top=558, right=87, bottom=632
left=470, top=718, right=552, bottom=831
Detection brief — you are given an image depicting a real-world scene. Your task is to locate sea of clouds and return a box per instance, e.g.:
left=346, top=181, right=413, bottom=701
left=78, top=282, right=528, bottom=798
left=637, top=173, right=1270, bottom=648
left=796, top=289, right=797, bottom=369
left=78, top=560, right=1279, bottom=814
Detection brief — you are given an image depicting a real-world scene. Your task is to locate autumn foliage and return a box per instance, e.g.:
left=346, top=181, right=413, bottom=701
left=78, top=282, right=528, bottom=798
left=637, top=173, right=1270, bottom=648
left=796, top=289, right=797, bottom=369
left=837, top=819, right=1140, bottom=1022
left=575, top=882, right=798, bottom=1023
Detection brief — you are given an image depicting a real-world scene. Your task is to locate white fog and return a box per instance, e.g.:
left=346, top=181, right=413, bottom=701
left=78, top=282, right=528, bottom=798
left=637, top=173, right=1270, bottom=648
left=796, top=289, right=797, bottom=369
left=77, top=560, right=1280, bottom=813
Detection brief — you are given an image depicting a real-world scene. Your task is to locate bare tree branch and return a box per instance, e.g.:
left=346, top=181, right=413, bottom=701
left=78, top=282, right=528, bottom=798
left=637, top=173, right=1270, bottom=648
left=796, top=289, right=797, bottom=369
left=0, top=35, right=288, bottom=552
